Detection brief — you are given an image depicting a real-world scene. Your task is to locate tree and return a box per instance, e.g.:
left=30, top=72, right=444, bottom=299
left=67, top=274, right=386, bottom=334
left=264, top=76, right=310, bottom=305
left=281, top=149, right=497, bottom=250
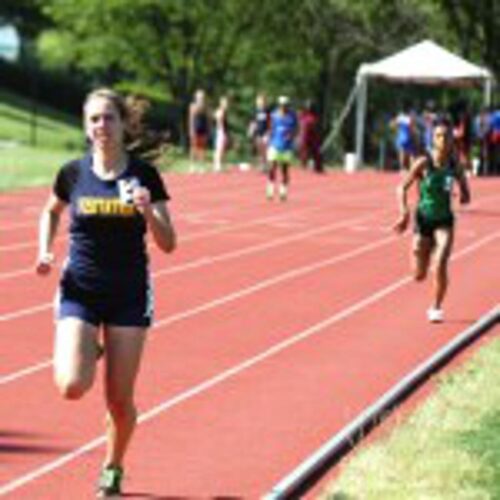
left=263, top=0, right=437, bottom=133
left=42, top=0, right=283, bottom=139
left=38, top=0, right=497, bottom=153
left=0, top=0, right=50, bottom=39
left=436, top=0, right=500, bottom=77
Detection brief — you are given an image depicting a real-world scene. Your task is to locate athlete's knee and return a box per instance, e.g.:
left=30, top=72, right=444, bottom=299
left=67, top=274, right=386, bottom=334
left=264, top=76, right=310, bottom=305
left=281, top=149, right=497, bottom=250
left=433, top=253, right=449, bottom=274
left=53, top=360, right=94, bottom=399
left=433, top=264, right=449, bottom=283
left=107, top=396, right=136, bottom=422
left=55, top=377, right=90, bottom=400
left=412, top=258, right=427, bottom=281
left=413, top=269, right=427, bottom=282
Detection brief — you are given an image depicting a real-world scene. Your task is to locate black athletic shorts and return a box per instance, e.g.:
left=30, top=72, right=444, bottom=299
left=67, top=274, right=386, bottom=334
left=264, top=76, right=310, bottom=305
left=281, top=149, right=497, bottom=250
left=56, top=269, right=153, bottom=328
left=414, top=210, right=454, bottom=239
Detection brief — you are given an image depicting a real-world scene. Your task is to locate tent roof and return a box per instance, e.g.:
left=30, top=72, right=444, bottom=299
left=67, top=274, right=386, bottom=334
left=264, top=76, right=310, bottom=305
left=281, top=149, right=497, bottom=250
left=357, top=40, right=492, bottom=85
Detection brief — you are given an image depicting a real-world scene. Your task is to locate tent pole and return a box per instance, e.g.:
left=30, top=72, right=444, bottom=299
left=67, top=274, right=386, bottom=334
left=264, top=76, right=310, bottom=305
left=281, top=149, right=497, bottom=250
left=354, top=76, right=367, bottom=169
left=484, top=78, right=492, bottom=106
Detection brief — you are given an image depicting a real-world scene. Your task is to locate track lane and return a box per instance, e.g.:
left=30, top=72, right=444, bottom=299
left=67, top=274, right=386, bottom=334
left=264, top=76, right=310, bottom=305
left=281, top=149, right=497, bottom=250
left=0, top=227, right=497, bottom=496
left=0, top=171, right=498, bottom=498
left=0, top=214, right=391, bottom=379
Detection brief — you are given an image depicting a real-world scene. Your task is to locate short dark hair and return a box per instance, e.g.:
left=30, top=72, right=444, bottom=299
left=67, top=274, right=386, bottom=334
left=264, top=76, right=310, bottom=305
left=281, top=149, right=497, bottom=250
left=433, top=116, right=450, bottom=129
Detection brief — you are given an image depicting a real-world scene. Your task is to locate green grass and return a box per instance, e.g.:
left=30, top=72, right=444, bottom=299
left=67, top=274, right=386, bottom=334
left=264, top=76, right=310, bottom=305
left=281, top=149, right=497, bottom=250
left=319, top=332, right=500, bottom=500
left=0, top=87, right=84, bottom=190
left=0, top=88, right=210, bottom=190
left=0, top=145, right=78, bottom=191
left=0, top=88, right=82, bottom=150
left=0, top=86, right=337, bottom=190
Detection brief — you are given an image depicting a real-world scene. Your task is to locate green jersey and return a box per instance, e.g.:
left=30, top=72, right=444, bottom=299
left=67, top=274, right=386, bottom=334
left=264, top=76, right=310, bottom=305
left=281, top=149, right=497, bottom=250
left=418, top=157, right=457, bottom=221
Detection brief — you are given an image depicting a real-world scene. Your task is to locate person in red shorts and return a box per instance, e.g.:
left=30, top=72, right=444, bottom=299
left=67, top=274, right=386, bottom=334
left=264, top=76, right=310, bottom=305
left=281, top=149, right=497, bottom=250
left=298, top=100, right=323, bottom=173
left=188, top=89, right=211, bottom=170
left=451, top=100, right=473, bottom=172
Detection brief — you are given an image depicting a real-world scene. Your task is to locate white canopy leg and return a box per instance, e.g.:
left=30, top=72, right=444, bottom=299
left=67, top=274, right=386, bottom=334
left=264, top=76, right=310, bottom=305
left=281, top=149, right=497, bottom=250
left=354, top=76, right=368, bottom=169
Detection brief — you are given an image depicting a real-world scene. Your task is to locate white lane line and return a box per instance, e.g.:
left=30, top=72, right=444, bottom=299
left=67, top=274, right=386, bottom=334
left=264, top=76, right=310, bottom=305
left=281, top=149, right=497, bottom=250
left=0, top=200, right=344, bottom=274
left=0, top=185, right=377, bottom=252
left=152, top=235, right=396, bottom=329
left=0, top=201, right=319, bottom=253
left=1, top=186, right=497, bottom=278
left=0, top=230, right=497, bottom=496
left=0, top=360, right=53, bottom=385
left=263, top=305, right=500, bottom=500
left=0, top=303, right=54, bottom=323
left=0, top=236, right=68, bottom=253
left=3, top=226, right=498, bottom=387
left=0, top=172, right=261, bottom=218
left=0, top=177, right=336, bottom=234
left=0, top=231, right=395, bottom=385
left=0, top=210, right=383, bottom=320
left=0, top=268, right=39, bottom=280
left=153, top=212, right=382, bottom=278
left=0, top=220, right=38, bottom=231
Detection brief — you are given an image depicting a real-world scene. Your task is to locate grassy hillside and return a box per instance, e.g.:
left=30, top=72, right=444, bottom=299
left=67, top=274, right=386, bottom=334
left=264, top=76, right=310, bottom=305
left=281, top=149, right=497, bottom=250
left=0, top=88, right=83, bottom=190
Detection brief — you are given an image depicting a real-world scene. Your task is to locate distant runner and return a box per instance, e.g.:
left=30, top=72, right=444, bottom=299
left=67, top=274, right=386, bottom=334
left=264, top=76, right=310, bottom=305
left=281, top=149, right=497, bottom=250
left=393, top=119, right=470, bottom=322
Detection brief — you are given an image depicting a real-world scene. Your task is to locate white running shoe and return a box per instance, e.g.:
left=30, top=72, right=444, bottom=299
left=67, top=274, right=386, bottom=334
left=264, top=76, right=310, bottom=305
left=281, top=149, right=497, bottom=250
left=266, top=183, right=275, bottom=200
left=427, top=307, right=444, bottom=323
left=279, top=184, right=288, bottom=201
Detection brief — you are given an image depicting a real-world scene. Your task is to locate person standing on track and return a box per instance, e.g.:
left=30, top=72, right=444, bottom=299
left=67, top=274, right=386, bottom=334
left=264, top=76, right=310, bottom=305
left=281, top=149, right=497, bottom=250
left=266, top=95, right=298, bottom=201
left=213, top=95, right=231, bottom=172
left=451, top=100, right=473, bottom=173
left=188, top=88, right=211, bottom=171
left=393, top=119, right=470, bottom=323
left=35, top=88, right=176, bottom=497
left=298, top=99, right=323, bottom=173
left=490, top=104, right=500, bottom=174
left=391, top=101, right=418, bottom=170
left=248, top=93, right=271, bottom=172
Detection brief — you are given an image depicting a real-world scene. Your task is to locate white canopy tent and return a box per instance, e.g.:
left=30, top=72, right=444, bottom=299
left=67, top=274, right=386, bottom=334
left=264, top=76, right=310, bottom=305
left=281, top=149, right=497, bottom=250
left=354, top=39, right=495, bottom=167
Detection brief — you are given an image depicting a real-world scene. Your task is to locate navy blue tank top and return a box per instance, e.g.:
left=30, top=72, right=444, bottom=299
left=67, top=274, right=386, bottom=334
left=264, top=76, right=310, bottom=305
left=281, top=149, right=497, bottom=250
left=53, top=154, right=169, bottom=290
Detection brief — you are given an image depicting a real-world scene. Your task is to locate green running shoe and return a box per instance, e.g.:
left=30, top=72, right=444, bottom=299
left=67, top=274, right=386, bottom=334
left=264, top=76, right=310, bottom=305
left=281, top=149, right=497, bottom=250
left=97, top=465, right=123, bottom=497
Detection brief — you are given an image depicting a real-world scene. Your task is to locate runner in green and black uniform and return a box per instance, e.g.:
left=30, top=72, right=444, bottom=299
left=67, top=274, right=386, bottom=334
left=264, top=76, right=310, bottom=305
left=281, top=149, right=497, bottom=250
left=393, top=120, right=470, bottom=323
left=415, top=155, right=456, bottom=237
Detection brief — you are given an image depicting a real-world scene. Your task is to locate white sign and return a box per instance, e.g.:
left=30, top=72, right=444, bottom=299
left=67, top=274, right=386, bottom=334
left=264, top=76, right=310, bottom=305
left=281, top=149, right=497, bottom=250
left=0, top=25, right=20, bottom=62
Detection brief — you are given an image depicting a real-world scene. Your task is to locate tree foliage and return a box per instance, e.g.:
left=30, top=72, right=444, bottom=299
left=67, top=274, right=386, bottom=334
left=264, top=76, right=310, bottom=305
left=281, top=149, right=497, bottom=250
left=0, top=0, right=50, bottom=39
left=42, top=1, right=272, bottom=101
left=32, top=0, right=498, bottom=144
left=436, top=0, right=499, bottom=76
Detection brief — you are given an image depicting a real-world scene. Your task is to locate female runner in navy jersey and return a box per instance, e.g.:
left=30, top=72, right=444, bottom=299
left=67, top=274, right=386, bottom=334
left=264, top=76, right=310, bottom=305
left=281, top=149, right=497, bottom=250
left=35, top=88, right=176, bottom=497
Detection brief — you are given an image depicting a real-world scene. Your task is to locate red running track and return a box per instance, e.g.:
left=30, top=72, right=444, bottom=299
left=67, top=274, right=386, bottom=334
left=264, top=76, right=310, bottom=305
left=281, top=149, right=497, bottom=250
left=0, top=169, right=499, bottom=499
